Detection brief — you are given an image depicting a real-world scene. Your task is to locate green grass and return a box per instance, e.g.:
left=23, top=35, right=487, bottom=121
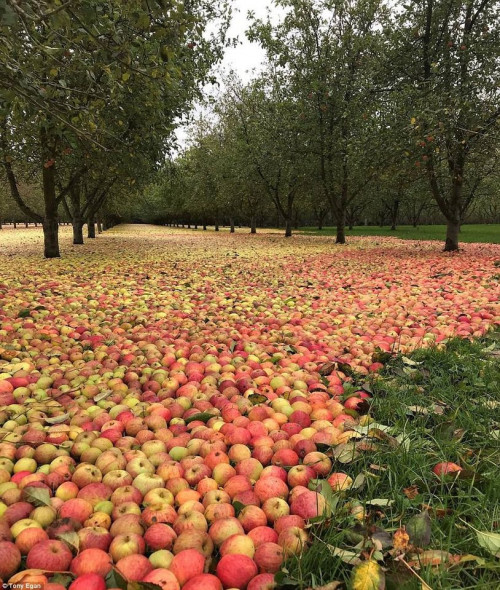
left=280, top=332, right=500, bottom=589
left=299, top=224, right=500, bottom=244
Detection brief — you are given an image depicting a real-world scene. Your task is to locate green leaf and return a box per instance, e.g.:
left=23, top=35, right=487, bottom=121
left=45, top=413, right=70, bottom=425
left=56, top=531, right=80, bottom=553
left=122, top=72, right=131, bottom=82
left=128, top=582, right=163, bottom=590
left=327, top=545, right=362, bottom=565
left=50, top=574, right=74, bottom=587
left=333, top=442, right=360, bottom=463
left=366, top=499, right=394, bottom=507
left=232, top=501, right=245, bottom=516
left=351, top=472, right=367, bottom=490
left=308, top=478, right=339, bottom=514
left=319, top=361, right=336, bottom=376
left=248, top=393, right=267, bottom=405
left=353, top=422, right=392, bottom=435
left=184, top=412, right=214, bottom=425
left=94, top=390, right=112, bottom=402
left=351, top=560, right=386, bottom=590
left=470, top=526, right=500, bottom=558
left=106, top=568, right=128, bottom=590
left=18, top=309, right=31, bottom=318
left=406, top=510, right=431, bottom=547
left=402, top=356, right=423, bottom=366
left=23, top=487, right=51, bottom=507
left=274, top=571, right=300, bottom=587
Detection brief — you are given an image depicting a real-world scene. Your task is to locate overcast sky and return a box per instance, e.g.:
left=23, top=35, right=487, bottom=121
left=175, top=0, right=284, bottom=148
left=222, top=0, right=281, bottom=81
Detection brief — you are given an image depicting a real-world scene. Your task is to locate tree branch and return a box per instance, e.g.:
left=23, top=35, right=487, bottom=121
left=0, top=120, right=44, bottom=222
left=56, top=167, right=89, bottom=206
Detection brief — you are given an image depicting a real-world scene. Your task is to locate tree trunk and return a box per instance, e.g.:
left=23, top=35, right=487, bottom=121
left=203, top=221, right=207, bottom=231
left=87, top=216, right=96, bottom=238
left=41, top=128, right=60, bottom=258
left=42, top=217, right=59, bottom=258
left=250, top=215, right=256, bottom=234
left=13, top=221, right=17, bottom=229
left=336, top=208, right=346, bottom=244
left=97, top=219, right=103, bottom=233
left=194, top=223, right=198, bottom=229
left=215, top=212, right=219, bottom=231
left=72, top=221, right=84, bottom=244
left=390, top=199, right=400, bottom=231
left=25, top=221, right=29, bottom=228
left=444, top=217, right=460, bottom=251
left=230, top=218, right=235, bottom=233
left=285, top=217, right=292, bottom=237
left=69, top=184, right=84, bottom=245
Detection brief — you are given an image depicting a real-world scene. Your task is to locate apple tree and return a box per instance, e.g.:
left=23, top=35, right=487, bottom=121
left=390, top=0, right=500, bottom=250
left=0, top=0, right=230, bottom=256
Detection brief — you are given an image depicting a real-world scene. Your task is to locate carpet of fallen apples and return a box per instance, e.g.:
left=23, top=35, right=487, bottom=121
left=0, top=225, right=498, bottom=590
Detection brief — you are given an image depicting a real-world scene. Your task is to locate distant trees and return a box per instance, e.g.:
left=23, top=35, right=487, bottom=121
left=145, top=0, right=498, bottom=250
left=0, top=0, right=230, bottom=256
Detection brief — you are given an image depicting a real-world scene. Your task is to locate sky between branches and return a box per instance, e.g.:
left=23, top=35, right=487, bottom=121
left=175, top=0, right=285, bottom=148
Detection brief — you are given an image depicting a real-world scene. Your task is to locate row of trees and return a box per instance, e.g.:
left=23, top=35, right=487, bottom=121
left=143, top=0, right=499, bottom=250
left=0, top=0, right=231, bottom=257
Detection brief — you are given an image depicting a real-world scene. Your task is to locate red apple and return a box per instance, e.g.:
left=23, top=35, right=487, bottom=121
left=254, top=477, right=288, bottom=502
left=173, top=529, right=213, bottom=557
left=69, top=573, right=106, bottom=590
left=115, top=553, right=153, bottom=581
left=77, top=526, right=112, bottom=551
left=26, top=539, right=72, bottom=571
left=169, top=548, right=205, bottom=586
left=109, top=532, right=145, bottom=562
left=0, top=541, right=21, bottom=579
left=262, top=497, right=290, bottom=523
left=70, top=548, right=112, bottom=577
left=247, top=572, right=276, bottom=590
left=208, top=517, right=244, bottom=546
left=142, top=568, right=180, bottom=590
left=59, top=498, right=93, bottom=523
left=290, top=490, right=328, bottom=519
left=274, top=515, right=305, bottom=535
left=238, top=505, right=267, bottom=532
left=254, top=542, right=284, bottom=573
left=15, top=527, right=49, bottom=554
left=183, top=573, right=222, bottom=590
left=220, top=533, right=255, bottom=558
left=278, top=526, right=309, bottom=556
left=248, top=526, right=279, bottom=548
left=144, top=523, right=177, bottom=551
left=433, top=462, right=462, bottom=477
left=287, top=465, right=316, bottom=488
left=327, top=472, right=353, bottom=491
left=216, top=553, right=258, bottom=589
